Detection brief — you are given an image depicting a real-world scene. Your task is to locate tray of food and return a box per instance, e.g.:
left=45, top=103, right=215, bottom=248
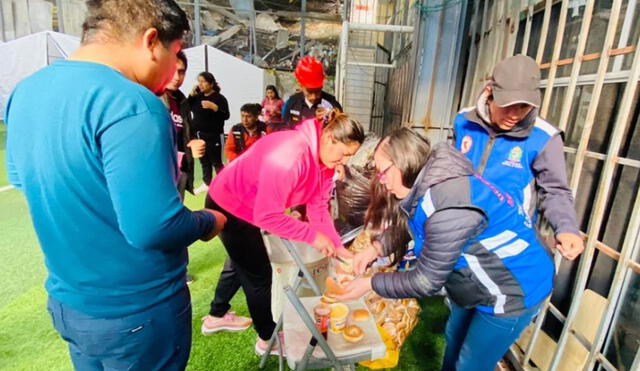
left=282, top=279, right=386, bottom=366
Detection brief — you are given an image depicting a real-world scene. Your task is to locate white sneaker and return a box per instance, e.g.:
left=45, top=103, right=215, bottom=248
left=255, top=332, right=285, bottom=357
left=194, top=183, right=209, bottom=194
left=201, top=313, right=252, bottom=335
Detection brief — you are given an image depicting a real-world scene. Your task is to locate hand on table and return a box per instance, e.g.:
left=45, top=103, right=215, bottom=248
left=556, top=232, right=584, bottom=260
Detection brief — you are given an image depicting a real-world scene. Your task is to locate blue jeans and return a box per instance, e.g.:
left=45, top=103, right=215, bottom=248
left=442, top=301, right=541, bottom=371
left=46, top=287, right=192, bottom=371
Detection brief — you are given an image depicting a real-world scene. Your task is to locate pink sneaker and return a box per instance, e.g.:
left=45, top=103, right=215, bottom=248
left=255, top=332, right=285, bottom=357
left=201, top=312, right=252, bottom=335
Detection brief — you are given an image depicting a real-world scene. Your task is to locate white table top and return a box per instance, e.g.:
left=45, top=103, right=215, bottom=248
left=283, top=296, right=387, bottom=369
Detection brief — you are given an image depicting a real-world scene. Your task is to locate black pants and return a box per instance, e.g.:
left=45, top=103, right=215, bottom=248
left=199, top=132, right=223, bottom=185
left=205, top=195, right=276, bottom=340
left=209, top=257, right=241, bottom=317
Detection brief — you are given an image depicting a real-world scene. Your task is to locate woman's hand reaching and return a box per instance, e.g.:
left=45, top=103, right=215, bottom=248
left=335, top=277, right=373, bottom=301
left=353, top=244, right=379, bottom=275
left=311, top=232, right=336, bottom=257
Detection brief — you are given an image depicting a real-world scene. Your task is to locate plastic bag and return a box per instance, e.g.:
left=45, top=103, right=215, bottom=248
left=334, top=133, right=379, bottom=233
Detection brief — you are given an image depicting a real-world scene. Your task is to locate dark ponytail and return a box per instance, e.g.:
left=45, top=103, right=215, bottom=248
left=198, top=71, right=221, bottom=93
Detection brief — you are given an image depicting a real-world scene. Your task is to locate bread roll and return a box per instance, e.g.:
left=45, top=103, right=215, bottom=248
left=387, top=308, right=403, bottom=322
left=351, top=309, right=370, bottom=321
left=342, top=325, right=364, bottom=343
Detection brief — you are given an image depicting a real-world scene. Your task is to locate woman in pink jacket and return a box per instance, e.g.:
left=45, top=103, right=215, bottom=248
left=203, top=110, right=365, bottom=354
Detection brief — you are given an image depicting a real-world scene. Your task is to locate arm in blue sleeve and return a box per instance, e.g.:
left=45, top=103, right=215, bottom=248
left=372, top=207, right=485, bottom=299
left=4, top=97, right=22, bottom=189
left=99, top=111, right=214, bottom=250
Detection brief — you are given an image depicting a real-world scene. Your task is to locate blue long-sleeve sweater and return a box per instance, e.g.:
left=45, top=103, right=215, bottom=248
left=4, top=60, right=214, bottom=317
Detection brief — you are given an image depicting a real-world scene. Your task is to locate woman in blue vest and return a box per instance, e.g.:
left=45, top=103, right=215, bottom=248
left=337, top=128, right=554, bottom=371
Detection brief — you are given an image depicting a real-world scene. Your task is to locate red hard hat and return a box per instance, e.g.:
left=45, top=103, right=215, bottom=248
left=294, top=56, right=325, bottom=89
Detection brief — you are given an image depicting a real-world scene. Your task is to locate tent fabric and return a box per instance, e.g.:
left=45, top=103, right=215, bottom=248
left=182, top=45, right=267, bottom=132
left=1, top=37, right=268, bottom=126
left=0, top=31, right=80, bottom=117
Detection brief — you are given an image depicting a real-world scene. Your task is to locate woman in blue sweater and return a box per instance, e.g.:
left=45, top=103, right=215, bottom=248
left=338, top=128, right=554, bottom=371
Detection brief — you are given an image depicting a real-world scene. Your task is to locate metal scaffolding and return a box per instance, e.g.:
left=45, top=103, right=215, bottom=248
left=457, top=1, right=640, bottom=370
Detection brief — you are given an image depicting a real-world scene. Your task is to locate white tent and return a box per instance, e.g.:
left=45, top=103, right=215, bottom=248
left=0, top=31, right=80, bottom=117
left=182, top=44, right=275, bottom=132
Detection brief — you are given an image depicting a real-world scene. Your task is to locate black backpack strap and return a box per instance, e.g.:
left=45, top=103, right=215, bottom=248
left=231, top=124, right=246, bottom=154
left=257, top=121, right=268, bottom=137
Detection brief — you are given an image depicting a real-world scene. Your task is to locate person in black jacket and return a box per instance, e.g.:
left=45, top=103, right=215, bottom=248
left=161, top=51, right=204, bottom=198
left=188, top=72, right=230, bottom=185
left=338, top=128, right=554, bottom=371
left=281, top=56, right=342, bottom=129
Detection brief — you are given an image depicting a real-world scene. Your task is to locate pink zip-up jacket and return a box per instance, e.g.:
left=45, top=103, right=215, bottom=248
left=209, top=118, right=342, bottom=248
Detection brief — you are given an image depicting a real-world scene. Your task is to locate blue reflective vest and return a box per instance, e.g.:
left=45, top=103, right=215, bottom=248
left=453, top=109, right=559, bottom=219
left=408, top=173, right=554, bottom=315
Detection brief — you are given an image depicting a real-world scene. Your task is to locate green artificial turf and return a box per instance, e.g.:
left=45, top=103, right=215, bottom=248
left=0, top=154, right=448, bottom=370
left=1, top=122, right=8, bottom=187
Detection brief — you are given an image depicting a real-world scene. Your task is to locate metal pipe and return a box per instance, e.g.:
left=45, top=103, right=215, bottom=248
left=540, top=0, right=569, bottom=117
left=611, top=0, right=636, bottom=72
left=630, top=341, right=640, bottom=371
left=506, top=1, right=520, bottom=57
left=250, top=9, right=257, bottom=62
left=348, top=23, right=414, bottom=33
left=56, top=0, right=65, bottom=34
left=521, top=0, right=533, bottom=55
left=467, top=0, right=489, bottom=107
left=583, top=31, right=640, bottom=370
left=337, top=21, right=349, bottom=104
left=194, top=0, right=201, bottom=45
left=549, top=3, right=624, bottom=368
left=347, top=61, right=396, bottom=68
left=460, top=0, right=481, bottom=107
left=300, top=0, right=306, bottom=57
left=405, top=2, right=422, bottom=125
left=342, top=0, right=348, bottom=22
left=535, top=0, right=552, bottom=64
left=283, top=286, right=342, bottom=369
left=0, top=0, right=6, bottom=41
left=568, top=0, right=622, bottom=194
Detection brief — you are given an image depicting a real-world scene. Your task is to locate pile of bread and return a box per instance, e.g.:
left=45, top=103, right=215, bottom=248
left=337, top=230, right=422, bottom=350
left=365, top=291, right=420, bottom=349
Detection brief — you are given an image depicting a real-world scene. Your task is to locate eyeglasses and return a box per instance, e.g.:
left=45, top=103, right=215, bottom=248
left=376, top=163, right=394, bottom=180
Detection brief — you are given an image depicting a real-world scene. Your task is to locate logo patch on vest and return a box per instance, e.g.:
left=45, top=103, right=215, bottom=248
left=461, top=135, right=473, bottom=153
left=502, top=146, right=523, bottom=169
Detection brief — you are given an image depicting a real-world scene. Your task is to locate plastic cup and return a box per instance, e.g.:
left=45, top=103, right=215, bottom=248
left=330, top=303, right=349, bottom=333
left=313, top=303, right=331, bottom=339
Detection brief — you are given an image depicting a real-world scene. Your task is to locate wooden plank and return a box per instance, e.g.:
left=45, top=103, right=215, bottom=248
left=539, top=46, right=636, bottom=69
left=516, top=290, right=607, bottom=371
